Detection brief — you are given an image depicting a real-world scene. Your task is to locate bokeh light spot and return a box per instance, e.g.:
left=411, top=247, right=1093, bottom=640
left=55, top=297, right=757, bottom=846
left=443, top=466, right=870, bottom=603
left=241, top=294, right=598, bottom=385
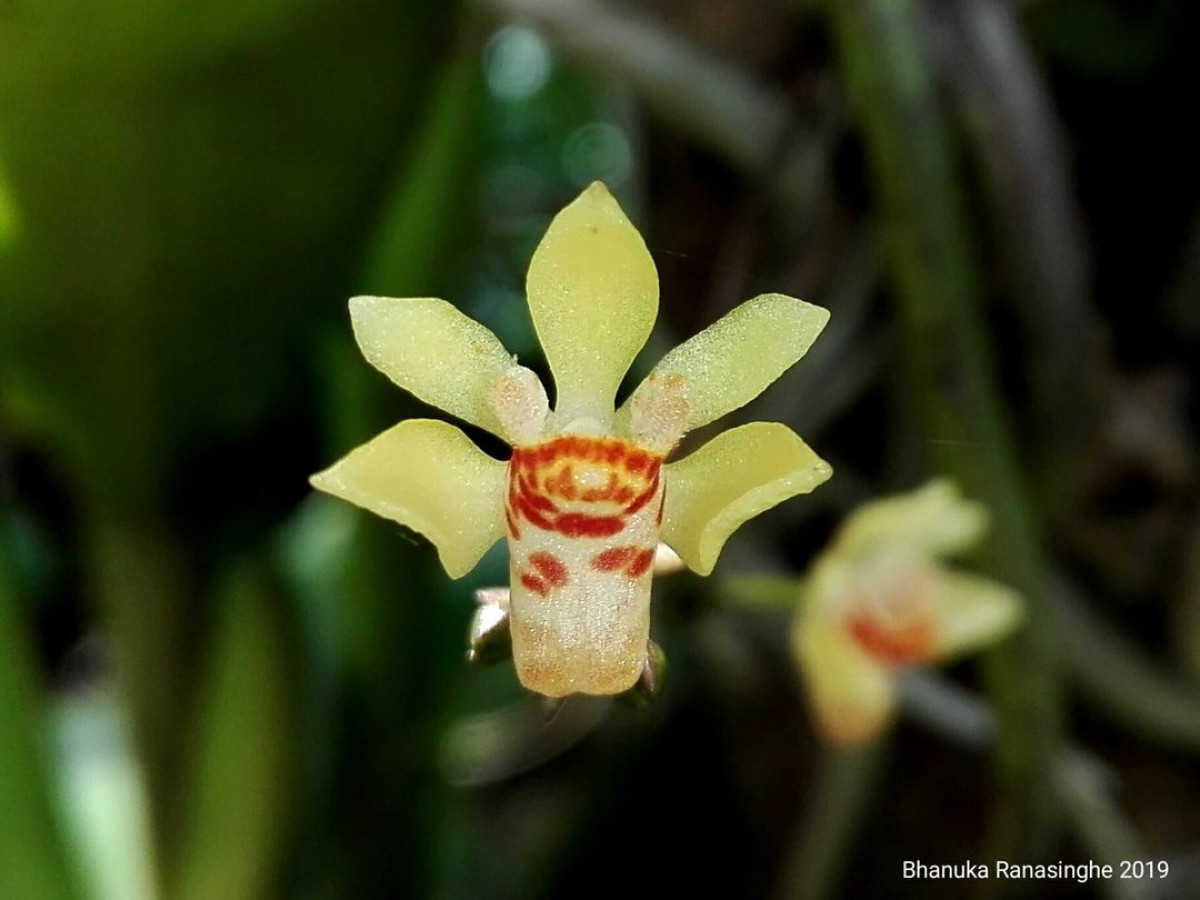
left=562, top=122, right=632, bottom=189
left=484, top=26, right=552, bottom=101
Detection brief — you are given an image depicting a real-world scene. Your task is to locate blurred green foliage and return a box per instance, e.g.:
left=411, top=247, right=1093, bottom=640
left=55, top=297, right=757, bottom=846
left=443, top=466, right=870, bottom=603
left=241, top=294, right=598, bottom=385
left=0, top=557, right=79, bottom=900
left=1, top=0, right=473, bottom=896
left=0, top=0, right=461, bottom=515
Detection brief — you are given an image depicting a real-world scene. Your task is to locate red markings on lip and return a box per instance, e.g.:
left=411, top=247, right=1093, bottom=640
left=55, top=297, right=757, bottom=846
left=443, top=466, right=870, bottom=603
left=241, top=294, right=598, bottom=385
left=518, top=474, right=556, bottom=512
left=578, top=471, right=617, bottom=503
left=627, top=548, right=655, bottom=578
left=510, top=480, right=624, bottom=538
left=545, top=466, right=578, bottom=501
left=512, top=488, right=555, bottom=531
left=520, top=573, right=549, bottom=597
left=555, top=512, right=626, bottom=539
left=625, top=450, right=651, bottom=475
left=592, top=546, right=639, bottom=572
left=506, top=437, right=666, bottom=539
left=529, top=551, right=568, bottom=587
left=513, top=436, right=663, bottom=473
left=518, top=551, right=570, bottom=599
left=846, top=613, right=935, bottom=665
left=623, top=469, right=661, bottom=516
left=591, top=545, right=655, bottom=579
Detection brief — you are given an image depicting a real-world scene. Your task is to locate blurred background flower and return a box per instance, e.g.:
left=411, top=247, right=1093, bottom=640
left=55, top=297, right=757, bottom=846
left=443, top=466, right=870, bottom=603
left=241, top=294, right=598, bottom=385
left=1, top=0, right=1199, bottom=898
left=790, top=480, right=1023, bottom=745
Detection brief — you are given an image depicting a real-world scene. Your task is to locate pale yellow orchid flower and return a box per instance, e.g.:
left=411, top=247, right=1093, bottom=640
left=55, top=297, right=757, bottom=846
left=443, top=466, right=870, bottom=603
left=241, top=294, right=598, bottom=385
left=312, top=182, right=832, bottom=697
left=792, top=480, right=1024, bottom=744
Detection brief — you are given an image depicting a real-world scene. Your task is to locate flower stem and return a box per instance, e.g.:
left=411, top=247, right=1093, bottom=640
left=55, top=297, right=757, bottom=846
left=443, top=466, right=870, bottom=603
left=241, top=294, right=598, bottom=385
left=773, top=740, right=889, bottom=900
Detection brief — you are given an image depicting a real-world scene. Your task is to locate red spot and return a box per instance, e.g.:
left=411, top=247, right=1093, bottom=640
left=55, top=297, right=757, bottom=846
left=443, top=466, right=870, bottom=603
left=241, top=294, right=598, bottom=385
left=604, top=443, right=624, bottom=465
left=529, top=551, right=569, bottom=588
left=581, top=471, right=619, bottom=503
left=624, top=469, right=660, bottom=516
left=590, top=545, right=654, bottom=578
left=505, top=505, right=521, bottom=540
left=846, top=614, right=934, bottom=665
left=519, top=479, right=556, bottom=513
left=555, top=512, right=625, bottom=538
left=626, top=450, right=649, bottom=475
left=547, top=465, right=578, bottom=500
left=592, top=546, right=639, bottom=572
left=628, top=548, right=655, bottom=578
left=514, top=492, right=556, bottom=531
left=520, top=573, right=549, bottom=597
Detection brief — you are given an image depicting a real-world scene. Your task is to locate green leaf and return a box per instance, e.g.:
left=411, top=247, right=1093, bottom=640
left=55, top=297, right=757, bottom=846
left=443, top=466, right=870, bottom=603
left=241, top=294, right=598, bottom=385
left=171, top=564, right=292, bottom=900
left=0, top=549, right=80, bottom=900
left=359, top=44, right=486, bottom=296
left=0, top=1, right=463, bottom=515
left=52, top=694, right=159, bottom=900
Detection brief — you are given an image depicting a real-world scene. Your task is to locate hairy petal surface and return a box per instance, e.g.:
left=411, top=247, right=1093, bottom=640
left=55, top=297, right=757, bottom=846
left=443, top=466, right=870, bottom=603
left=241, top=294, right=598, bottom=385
left=526, top=182, right=657, bottom=423
left=662, top=422, right=832, bottom=575
left=622, top=293, right=829, bottom=432
left=310, top=419, right=507, bottom=578
left=349, top=295, right=514, bottom=437
left=931, top=570, right=1024, bottom=660
left=834, top=479, right=988, bottom=562
left=504, top=434, right=665, bottom=696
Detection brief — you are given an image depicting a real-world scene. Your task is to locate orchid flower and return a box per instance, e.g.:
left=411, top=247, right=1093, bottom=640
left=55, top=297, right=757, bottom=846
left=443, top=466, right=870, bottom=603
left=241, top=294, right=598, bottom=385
left=311, top=182, right=832, bottom=697
left=791, top=480, right=1024, bottom=744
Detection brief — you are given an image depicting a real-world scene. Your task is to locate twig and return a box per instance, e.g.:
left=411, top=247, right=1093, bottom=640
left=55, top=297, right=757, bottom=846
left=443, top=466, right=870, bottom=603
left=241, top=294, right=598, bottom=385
left=1051, top=569, right=1200, bottom=754
left=925, top=0, right=1103, bottom=513
left=772, top=740, right=890, bottom=900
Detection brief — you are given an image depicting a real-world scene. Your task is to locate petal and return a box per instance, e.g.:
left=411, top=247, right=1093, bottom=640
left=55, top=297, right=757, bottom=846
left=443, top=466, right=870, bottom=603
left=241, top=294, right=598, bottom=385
left=491, top=364, right=550, bottom=446
left=349, top=295, right=514, bottom=437
left=792, top=597, right=897, bottom=744
left=835, top=479, right=988, bottom=563
left=526, top=182, right=657, bottom=422
left=628, top=372, right=688, bottom=454
left=620, top=293, right=829, bottom=432
left=310, top=419, right=507, bottom=578
left=930, top=570, right=1024, bottom=660
left=661, top=422, right=832, bottom=575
